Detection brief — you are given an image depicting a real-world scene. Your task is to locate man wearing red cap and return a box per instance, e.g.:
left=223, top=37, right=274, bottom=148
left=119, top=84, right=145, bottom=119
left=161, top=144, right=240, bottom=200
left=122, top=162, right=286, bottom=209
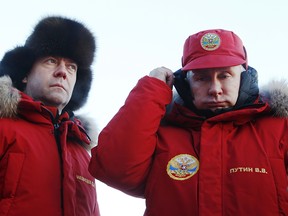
left=89, top=29, right=288, bottom=215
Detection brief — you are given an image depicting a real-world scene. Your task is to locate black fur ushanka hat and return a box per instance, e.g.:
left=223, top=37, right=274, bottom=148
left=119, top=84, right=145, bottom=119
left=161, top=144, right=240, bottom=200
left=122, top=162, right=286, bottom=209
left=0, top=16, right=96, bottom=112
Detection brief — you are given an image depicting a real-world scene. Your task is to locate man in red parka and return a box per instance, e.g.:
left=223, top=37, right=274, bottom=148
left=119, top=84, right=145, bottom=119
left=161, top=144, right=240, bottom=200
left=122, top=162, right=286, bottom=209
left=89, top=29, right=288, bottom=216
left=0, top=16, right=100, bottom=216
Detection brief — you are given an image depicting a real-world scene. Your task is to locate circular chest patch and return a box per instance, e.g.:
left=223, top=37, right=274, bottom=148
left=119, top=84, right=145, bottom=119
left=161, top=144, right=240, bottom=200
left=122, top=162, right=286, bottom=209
left=200, top=32, right=221, bottom=51
left=166, top=154, right=199, bottom=180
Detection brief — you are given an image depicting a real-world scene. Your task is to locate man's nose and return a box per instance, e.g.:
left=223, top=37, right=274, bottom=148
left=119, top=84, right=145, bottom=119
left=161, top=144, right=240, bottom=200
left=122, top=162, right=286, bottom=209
left=54, top=61, right=67, bottom=79
left=208, top=80, right=222, bottom=96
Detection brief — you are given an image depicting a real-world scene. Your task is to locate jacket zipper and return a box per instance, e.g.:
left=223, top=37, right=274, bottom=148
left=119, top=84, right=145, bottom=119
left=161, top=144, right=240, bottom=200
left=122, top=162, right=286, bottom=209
left=53, top=117, right=65, bottom=216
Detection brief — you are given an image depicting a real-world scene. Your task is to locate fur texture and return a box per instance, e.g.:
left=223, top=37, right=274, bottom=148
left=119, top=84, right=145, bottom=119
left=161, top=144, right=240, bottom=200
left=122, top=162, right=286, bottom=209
left=0, top=16, right=96, bottom=112
left=25, top=17, right=95, bottom=68
left=0, top=76, right=98, bottom=147
left=0, top=76, right=20, bottom=118
left=260, top=79, right=288, bottom=117
left=76, top=114, right=99, bottom=150
left=167, top=79, right=288, bottom=118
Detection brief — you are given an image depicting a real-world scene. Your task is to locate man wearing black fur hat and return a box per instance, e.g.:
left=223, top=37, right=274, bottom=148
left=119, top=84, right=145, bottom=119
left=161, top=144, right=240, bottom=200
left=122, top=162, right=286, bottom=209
left=89, top=29, right=288, bottom=215
left=0, top=16, right=100, bottom=216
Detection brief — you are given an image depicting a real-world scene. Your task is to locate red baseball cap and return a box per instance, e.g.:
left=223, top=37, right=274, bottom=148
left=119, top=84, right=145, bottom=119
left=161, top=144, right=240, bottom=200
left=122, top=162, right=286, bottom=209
left=181, top=29, right=247, bottom=70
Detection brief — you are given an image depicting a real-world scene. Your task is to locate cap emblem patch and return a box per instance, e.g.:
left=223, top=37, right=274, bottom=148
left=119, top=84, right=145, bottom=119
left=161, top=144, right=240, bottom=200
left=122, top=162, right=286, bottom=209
left=166, top=154, right=199, bottom=180
left=200, top=33, right=221, bottom=51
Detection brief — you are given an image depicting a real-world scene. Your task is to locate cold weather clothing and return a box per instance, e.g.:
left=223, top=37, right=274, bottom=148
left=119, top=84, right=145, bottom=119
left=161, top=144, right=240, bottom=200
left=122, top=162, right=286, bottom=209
left=89, top=75, right=288, bottom=216
left=0, top=16, right=96, bottom=112
left=0, top=76, right=100, bottom=216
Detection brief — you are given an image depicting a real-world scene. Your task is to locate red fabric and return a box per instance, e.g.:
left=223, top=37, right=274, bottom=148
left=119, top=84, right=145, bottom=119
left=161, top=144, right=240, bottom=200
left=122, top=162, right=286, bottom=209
left=90, top=76, right=288, bottom=216
left=0, top=93, right=99, bottom=216
left=182, top=29, right=246, bottom=70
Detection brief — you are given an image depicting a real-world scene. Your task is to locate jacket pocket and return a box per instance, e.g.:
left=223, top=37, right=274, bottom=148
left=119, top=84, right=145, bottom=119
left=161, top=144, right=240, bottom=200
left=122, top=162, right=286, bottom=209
left=0, top=153, right=25, bottom=215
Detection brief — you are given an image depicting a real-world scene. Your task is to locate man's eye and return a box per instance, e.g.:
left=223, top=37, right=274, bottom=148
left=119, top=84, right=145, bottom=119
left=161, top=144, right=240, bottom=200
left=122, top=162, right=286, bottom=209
left=195, top=77, right=207, bottom=81
left=67, top=64, right=77, bottom=73
left=47, top=58, right=57, bottom=64
left=219, top=74, right=231, bottom=79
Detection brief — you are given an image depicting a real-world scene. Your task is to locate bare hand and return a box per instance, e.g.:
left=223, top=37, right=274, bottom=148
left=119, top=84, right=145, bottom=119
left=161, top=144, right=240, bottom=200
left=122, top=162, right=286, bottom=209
left=149, top=67, right=174, bottom=88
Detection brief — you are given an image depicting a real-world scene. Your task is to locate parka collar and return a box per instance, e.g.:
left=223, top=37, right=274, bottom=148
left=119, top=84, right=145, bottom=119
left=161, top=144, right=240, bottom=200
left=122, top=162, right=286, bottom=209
left=164, top=79, right=288, bottom=128
left=0, top=75, right=98, bottom=149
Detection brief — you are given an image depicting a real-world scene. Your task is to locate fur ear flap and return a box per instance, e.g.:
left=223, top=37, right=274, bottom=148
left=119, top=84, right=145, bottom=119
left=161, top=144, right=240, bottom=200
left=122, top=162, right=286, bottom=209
left=0, top=46, right=35, bottom=91
left=64, top=68, right=92, bottom=112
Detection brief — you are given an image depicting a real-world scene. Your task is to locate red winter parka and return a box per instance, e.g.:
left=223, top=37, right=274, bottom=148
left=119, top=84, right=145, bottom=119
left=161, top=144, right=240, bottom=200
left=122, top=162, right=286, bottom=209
left=0, top=76, right=100, bottom=216
left=89, top=76, right=288, bottom=216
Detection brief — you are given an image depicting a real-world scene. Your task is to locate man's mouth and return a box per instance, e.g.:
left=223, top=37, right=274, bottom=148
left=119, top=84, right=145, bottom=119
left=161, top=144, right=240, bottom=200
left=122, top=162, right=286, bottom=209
left=50, top=84, right=65, bottom=90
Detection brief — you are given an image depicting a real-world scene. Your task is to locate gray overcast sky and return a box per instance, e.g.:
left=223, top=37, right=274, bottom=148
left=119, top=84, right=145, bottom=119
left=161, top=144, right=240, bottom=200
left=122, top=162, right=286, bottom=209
left=1, top=0, right=288, bottom=215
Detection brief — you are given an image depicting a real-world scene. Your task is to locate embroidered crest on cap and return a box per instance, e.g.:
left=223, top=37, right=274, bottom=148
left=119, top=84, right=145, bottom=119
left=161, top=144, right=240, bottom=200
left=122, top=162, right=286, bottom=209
left=200, top=32, right=221, bottom=51
left=166, top=154, right=199, bottom=180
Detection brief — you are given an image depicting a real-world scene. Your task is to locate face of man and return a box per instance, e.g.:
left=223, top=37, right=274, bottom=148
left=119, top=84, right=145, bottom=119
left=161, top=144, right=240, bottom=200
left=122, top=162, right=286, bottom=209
left=23, top=56, right=77, bottom=112
left=186, top=65, right=245, bottom=112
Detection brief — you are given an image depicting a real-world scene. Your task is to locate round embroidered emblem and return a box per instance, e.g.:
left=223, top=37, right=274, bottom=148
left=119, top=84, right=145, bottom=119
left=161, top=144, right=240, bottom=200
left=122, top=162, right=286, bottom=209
left=166, top=154, right=199, bottom=180
left=200, top=32, right=221, bottom=51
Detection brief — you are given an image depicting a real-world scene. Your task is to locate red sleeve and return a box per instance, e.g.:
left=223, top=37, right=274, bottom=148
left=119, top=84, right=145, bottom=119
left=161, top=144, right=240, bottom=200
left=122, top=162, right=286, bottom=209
left=89, top=76, right=172, bottom=196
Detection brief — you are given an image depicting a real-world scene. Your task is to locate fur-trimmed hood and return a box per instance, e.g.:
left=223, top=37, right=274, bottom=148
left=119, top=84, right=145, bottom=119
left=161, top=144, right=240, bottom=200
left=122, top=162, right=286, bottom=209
left=0, top=75, right=98, bottom=148
left=169, top=79, right=288, bottom=118
left=260, top=79, right=288, bottom=117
